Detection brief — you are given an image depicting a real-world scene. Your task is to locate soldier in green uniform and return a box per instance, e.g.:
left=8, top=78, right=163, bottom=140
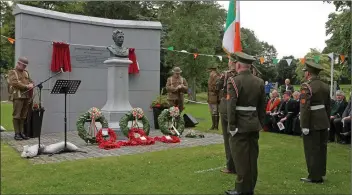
left=207, top=65, right=220, bottom=130
left=216, top=59, right=237, bottom=174
left=225, top=52, right=265, bottom=195
left=300, top=60, right=330, bottom=183
left=7, top=57, right=34, bottom=140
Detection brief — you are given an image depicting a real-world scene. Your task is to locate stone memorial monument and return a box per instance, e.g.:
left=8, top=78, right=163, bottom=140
left=13, top=4, right=161, bottom=134
left=101, top=29, right=133, bottom=131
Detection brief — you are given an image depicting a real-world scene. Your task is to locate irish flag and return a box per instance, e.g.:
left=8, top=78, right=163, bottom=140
left=222, top=0, right=242, bottom=54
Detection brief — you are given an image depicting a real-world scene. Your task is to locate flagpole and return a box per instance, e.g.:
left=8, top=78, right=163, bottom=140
left=330, top=53, right=334, bottom=98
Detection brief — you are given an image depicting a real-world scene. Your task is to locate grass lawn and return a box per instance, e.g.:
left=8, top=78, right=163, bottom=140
left=0, top=102, right=13, bottom=130
left=1, top=102, right=351, bottom=194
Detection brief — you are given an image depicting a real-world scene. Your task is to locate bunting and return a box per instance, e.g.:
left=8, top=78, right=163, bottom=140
left=1, top=35, right=15, bottom=44
left=286, top=59, right=292, bottom=66
left=162, top=47, right=348, bottom=65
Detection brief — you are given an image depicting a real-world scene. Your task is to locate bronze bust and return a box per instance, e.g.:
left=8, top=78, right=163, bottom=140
left=107, top=29, right=129, bottom=58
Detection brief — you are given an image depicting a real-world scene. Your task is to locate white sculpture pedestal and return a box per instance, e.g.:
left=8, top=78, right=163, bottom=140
left=101, top=57, right=133, bottom=134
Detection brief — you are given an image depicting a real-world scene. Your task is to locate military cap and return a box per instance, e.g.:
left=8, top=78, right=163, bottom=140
left=18, top=57, right=28, bottom=66
left=233, top=52, right=256, bottom=64
left=172, top=66, right=182, bottom=73
left=302, top=60, right=323, bottom=73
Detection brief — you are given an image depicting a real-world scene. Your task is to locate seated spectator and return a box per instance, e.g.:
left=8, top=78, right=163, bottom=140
left=278, top=91, right=299, bottom=134
left=291, top=91, right=301, bottom=135
left=271, top=91, right=298, bottom=134
left=280, top=78, right=294, bottom=95
left=263, top=90, right=281, bottom=131
left=339, top=95, right=351, bottom=144
left=329, top=90, right=348, bottom=142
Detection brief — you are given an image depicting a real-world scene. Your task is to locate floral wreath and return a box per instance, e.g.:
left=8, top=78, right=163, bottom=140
left=77, top=107, right=109, bottom=144
left=119, top=107, right=150, bottom=137
left=158, top=106, right=185, bottom=136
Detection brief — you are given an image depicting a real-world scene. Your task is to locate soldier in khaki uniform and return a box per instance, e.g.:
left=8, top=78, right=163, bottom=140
left=225, top=52, right=265, bottom=195
left=166, top=67, right=188, bottom=113
left=207, top=65, right=220, bottom=130
left=300, top=61, right=330, bottom=183
left=7, top=57, right=34, bottom=140
left=216, top=59, right=237, bottom=174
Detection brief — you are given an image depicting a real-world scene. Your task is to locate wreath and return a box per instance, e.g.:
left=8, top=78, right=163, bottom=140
left=119, top=107, right=150, bottom=137
left=158, top=106, right=185, bottom=136
left=77, top=107, right=109, bottom=144
left=96, top=128, right=123, bottom=149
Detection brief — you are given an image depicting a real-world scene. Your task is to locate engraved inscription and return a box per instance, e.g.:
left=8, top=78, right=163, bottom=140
left=70, top=45, right=110, bottom=68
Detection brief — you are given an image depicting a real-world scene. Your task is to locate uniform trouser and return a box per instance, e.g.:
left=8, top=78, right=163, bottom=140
left=329, top=118, right=341, bottom=141
left=229, top=132, right=259, bottom=193
left=12, top=98, right=30, bottom=134
left=303, top=129, right=328, bottom=180
left=208, top=104, right=218, bottom=114
left=168, top=99, right=184, bottom=113
left=220, top=113, right=235, bottom=172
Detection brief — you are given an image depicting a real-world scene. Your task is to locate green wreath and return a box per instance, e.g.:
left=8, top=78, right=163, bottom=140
left=119, top=112, right=150, bottom=137
left=77, top=109, right=109, bottom=144
left=158, top=109, right=185, bottom=136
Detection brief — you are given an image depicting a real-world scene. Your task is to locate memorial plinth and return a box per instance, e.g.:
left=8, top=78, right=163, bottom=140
left=101, top=57, right=133, bottom=132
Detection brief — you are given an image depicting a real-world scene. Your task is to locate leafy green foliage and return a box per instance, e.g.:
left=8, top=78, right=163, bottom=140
left=323, top=1, right=351, bottom=84
left=275, top=56, right=298, bottom=84
left=295, top=49, right=342, bottom=83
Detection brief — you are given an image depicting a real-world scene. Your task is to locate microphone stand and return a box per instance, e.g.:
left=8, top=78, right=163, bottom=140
left=22, top=68, right=63, bottom=154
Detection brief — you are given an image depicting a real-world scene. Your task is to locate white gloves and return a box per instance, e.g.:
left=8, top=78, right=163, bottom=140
left=328, top=128, right=330, bottom=131
left=302, top=128, right=309, bottom=135
left=229, top=128, right=238, bottom=136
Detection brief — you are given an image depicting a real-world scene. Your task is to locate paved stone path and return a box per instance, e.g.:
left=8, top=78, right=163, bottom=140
left=1, top=129, right=223, bottom=165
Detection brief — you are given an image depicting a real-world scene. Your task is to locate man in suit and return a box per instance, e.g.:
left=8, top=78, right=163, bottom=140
left=225, top=52, right=265, bottom=195
left=329, top=90, right=348, bottom=142
left=279, top=91, right=299, bottom=134
left=339, top=95, right=351, bottom=144
left=300, top=60, right=330, bottom=183
left=281, top=78, right=294, bottom=95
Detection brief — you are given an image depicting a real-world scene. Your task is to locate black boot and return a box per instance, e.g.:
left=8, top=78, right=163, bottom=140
left=209, top=115, right=215, bottom=130
left=13, top=119, right=22, bottom=141
left=214, top=114, right=219, bottom=130
left=19, top=119, right=29, bottom=140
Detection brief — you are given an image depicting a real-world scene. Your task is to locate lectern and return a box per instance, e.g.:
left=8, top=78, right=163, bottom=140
left=50, top=79, right=81, bottom=154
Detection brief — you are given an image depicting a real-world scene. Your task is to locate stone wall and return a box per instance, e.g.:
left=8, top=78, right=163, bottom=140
left=13, top=4, right=162, bottom=134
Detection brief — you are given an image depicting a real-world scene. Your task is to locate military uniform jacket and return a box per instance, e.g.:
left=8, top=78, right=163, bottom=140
left=7, top=69, right=32, bottom=99
left=208, top=71, right=220, bottom=104
left=300, top=76, right=330, bottom=130
left=216, top=70, right=236, bottom=114
left=226, top=70, right=265, bottom=133
left=166, top=76, right=188, bottom=100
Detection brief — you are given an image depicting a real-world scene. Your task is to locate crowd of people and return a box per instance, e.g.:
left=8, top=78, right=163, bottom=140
left=263, top=79, right=351, bottom=145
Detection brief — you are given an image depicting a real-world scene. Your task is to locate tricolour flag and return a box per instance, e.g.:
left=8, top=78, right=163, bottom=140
left=222, top=0, right=242, bottom=55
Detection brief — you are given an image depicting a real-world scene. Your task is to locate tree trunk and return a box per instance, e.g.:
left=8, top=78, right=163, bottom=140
left=192, top=77, right=196, bottom=102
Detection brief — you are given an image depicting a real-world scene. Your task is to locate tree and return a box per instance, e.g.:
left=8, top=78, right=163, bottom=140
left=323, top=1, right=351, bottom=84
left=295, top=48, right=342, bottom=83
left=0, top=1, right=15, bottom=73
left=275, top=56, right=298, bottom=85
left=163, top=1, right=226, bottom=100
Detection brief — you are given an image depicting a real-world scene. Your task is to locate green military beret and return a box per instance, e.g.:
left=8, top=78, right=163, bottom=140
left=234, top=52, right=256, bottom=64
left=302, top=60, right=323, bottom=73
